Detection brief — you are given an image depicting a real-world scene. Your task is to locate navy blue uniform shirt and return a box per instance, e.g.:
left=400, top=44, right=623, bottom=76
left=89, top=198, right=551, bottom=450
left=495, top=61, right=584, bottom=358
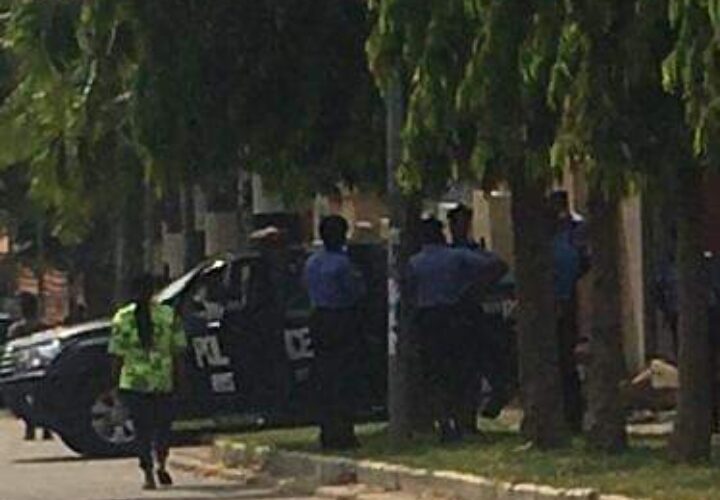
left=304, top=248, right=364, bottom=309
left=408, top=244, right=502, bottom=309
left=553, top=216, right=588, bottom=300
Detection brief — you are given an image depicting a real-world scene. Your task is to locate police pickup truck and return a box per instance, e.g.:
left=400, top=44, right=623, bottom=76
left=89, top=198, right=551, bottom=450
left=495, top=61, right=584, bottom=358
left=0, top=245, right=515, bottom=457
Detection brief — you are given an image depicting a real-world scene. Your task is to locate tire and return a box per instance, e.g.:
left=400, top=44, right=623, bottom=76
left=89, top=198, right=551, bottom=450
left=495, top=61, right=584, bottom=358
left=57, top=388, right=137, bottom=458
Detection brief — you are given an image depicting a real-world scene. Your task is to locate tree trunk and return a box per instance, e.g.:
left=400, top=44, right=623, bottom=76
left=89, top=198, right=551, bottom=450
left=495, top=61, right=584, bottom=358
left=204, top=172, right=239, bottom=256
left=511, top=176, right=568, bottom=449
left=586, top=191, right=627, bottom=452
left=181, top=181, right=204, bottom=271
left=642, top=195, right=660, bottom=360
left=113, top=215, right=127, bottom=304
left=386, top=69, right=408, bottom=441
left=142, top=178, right=157, bottom=274
left=670, top=168, right=712, bottom=462
left=161, top=185, right=185, bottom=280
left=237, top=166, right=253, bottom=249
left=386, top=71, right=426, bottom=441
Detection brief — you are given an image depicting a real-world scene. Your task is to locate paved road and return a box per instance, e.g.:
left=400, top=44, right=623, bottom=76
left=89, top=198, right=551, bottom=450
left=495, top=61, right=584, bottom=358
left=0, top=415, right=316, bottom=500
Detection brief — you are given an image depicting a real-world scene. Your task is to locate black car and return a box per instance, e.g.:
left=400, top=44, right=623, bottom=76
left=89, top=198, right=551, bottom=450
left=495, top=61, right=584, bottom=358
left=0, top=246, right=389, bottom=457
left=0, top=245, right=516, bottom=457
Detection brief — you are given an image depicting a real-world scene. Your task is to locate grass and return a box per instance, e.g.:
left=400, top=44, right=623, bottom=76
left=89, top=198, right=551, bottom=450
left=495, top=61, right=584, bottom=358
left=222, top=419, right=720, bottom=500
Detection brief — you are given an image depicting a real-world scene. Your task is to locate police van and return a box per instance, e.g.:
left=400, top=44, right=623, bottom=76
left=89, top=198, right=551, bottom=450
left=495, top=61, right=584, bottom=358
left=0, top=245, right=388, bottom=456
left=0, top=244, right=514, bottom=457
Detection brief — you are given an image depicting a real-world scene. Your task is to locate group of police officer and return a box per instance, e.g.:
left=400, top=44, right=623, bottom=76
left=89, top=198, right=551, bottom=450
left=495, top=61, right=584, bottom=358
left=304, top=192, right=587, bottom=448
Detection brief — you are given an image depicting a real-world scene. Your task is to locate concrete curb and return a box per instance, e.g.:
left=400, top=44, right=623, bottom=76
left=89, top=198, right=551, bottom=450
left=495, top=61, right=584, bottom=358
left=197, top=439, right=643, bottom=500
left=169, top=452, right=277, bottom=488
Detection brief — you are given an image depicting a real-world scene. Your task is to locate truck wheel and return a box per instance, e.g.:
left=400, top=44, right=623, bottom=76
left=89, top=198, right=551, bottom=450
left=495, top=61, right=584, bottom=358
left=58, top=390, right=136, bottom=457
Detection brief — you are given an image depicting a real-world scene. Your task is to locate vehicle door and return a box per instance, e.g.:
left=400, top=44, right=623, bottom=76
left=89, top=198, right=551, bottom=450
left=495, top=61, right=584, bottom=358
left=275, top=251, right=315, bottom=418
left=219, top=249, right=315, bottom=421
left=175, top=261, right=250, bottom=417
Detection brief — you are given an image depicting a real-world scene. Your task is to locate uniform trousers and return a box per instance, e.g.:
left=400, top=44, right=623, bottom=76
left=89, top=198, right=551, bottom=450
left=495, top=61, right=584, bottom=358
left=310, top=308, right=361, bottom=449
left=415, top=306, right=465, bottom=435
left=556, top=298, right=584, bottom=432
left=457, top=305, right=515, bottom=429
left=122, top=391, right=175, bottom=472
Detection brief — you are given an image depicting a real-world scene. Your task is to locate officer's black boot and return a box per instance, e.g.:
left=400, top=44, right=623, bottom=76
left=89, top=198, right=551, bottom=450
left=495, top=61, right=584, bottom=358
left=23, top=422, right=36, bottom=441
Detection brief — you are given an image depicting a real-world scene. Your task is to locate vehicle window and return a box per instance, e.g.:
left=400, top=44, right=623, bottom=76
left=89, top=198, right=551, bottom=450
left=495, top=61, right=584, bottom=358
left=226, top=261, right=252, bottom=310
left=155, top=259, right=226, bottom=305
left=183, top=266, right=229, bottom=323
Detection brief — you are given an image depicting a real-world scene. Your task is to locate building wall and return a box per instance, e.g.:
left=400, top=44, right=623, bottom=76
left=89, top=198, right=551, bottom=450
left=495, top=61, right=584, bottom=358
left=620, top=195, right=646, bottom=372
left=472, top=190, right=515, bottom=267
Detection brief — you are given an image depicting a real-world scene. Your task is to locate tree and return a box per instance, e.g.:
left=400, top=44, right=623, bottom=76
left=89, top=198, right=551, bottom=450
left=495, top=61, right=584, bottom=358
left=369, top=0, right=569, bottom=448
left=551, top=0, right=636, bottom=453
left=0, top=0, right=386, bottom=285
left=662, top=0, right=720, bottom=462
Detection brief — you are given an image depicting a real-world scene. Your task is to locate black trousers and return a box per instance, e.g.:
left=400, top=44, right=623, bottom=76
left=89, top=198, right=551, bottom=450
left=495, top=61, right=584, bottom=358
left=415, top=306, right=465, bottom=432
left=556, top=299, right=584, bottom=432
left=310, top=309, right=361, bottom=449
left=122, top=391, right=175, bottom=472
left=457, top=306, right=514, bottom=429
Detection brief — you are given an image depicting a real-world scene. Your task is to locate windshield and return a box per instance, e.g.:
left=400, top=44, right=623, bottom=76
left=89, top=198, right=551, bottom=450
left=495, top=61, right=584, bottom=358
left=154, top=259, right=228, bottom=304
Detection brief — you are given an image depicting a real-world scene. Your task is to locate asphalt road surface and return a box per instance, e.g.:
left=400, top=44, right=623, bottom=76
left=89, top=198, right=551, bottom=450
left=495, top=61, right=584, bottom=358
left=0, top=414, right=317, bottom=500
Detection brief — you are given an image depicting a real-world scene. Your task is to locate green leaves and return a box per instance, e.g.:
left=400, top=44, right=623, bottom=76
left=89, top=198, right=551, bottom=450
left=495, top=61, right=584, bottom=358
left=0, top=0, right=141, bottom=242
left=369, top=0, right=570, bottom=194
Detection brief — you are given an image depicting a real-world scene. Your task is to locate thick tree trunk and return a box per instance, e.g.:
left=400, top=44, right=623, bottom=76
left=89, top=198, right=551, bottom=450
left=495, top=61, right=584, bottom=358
left=393, top=198, right=424, bottom=437
left=80, top=222, right=115, bottom=317
left=511, top=176, right=567, bottom=449
left=586, top=192, right=627, bottom=452
left=642, top=196, right=660, bottom=360
left=386, top=70, right=409, bottom=441
left=670, top=168, right=712, bottom=462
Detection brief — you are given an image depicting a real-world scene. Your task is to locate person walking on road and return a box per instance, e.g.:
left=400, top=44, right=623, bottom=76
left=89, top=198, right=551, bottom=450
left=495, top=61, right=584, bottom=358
left=408, top=217, right=506, bottom=442
left=305, top=215, right=365, bottom=450
left=448, top=205, right=509, bottom=431
left=109, top=274, right=187, bottom=490
left=8, top=292, right=52, bottom=441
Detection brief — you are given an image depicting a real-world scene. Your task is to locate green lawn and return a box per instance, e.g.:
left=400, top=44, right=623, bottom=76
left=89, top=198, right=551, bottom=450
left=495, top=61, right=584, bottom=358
left=223, top=422, right=720, bottom=500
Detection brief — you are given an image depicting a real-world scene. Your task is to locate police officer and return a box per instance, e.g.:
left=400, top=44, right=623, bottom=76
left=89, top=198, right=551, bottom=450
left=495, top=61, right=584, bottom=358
left=448, top=205, right=509, bottom=432
left=408, top=216, right=506, bottom=442
left=550, top=190, right=589, bottom=433
left=305, top=215, right=365, bottom=450
left=8, top=292, right=52, bottom=441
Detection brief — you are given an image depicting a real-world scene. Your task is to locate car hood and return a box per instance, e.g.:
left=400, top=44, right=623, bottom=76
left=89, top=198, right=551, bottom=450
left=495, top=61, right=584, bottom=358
left=7, top=319, right=112, bottom=349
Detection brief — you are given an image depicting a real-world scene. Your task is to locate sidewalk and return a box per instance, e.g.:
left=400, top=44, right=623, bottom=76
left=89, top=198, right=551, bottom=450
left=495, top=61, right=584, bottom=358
left=169, top=411, right=720, bottom=500
left=170, top=446, right=422, bottom=500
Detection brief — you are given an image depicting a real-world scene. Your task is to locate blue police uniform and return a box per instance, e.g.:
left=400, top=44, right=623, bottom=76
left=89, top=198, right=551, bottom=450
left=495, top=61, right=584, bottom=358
left=451, top=239, right=512, bottom=425
left=553, top=216, right=588, bottom=432
left=408, top=244, right=498, bottom=308
left=304, top=248, right=364, bottom=449
left=408, top=243, right=504, bottom=440
left=305, top=249, right=364, bottom=309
